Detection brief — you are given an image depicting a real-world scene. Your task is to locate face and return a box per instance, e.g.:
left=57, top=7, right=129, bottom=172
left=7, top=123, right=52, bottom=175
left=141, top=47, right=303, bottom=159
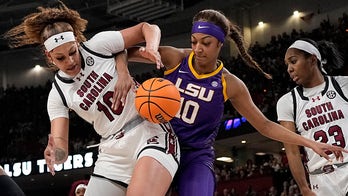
left=46, top=41, right=81, bottom=77
left=191, top=33, right=222, bottom=68
left=75, top=187, right=86, bottom=196
left=284, top=48, right=317, bottom=86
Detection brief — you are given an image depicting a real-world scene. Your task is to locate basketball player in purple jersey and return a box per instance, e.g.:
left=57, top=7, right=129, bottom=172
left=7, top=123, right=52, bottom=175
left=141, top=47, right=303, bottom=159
left=127, top=9, right=347, bottom=196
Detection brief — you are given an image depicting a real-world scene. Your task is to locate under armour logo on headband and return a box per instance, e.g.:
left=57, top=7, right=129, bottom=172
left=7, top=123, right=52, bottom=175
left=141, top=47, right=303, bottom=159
left=44, top=31, right=76, bottom=52
left=54, top=35, right=64, bottom=43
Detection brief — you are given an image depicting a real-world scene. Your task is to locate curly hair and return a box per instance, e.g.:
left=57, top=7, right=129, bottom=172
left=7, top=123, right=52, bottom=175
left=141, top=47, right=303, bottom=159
left=193, top=9, right=272, bottom=79
left=4, top=1, right=87, bottom=49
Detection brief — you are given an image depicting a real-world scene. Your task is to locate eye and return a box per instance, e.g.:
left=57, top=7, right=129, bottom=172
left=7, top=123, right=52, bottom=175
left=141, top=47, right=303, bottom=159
left=69, top=50, right=77, bottom=56
left=56, top=56, right=64, bottom=61
left=290, top=59, right=297, bottom=65
left=202, top=42, right=210, bottom=46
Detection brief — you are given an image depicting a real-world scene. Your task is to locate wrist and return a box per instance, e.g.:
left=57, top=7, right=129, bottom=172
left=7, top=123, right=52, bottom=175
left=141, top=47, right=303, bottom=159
left=300, top=185, right=311, bottom=192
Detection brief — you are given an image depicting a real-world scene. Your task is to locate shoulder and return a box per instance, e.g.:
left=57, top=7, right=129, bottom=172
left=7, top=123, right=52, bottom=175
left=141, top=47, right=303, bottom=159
left=222, top=68, right=248, bottom=99
left=276, top=92, right=295, bottom=122
left=48, top=83, right=65, bottom=105
left=332, top=75, right=348, bottom=86
left=277, top=91, right=293, bottom=107
left=222, top=68, right=244, bottom=87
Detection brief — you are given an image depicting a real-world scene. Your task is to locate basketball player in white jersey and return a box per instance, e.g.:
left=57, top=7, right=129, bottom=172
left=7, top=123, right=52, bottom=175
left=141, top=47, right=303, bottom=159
left=277, top=38, right=348, bottom=196
left=4, top=2, right=179, bottom=196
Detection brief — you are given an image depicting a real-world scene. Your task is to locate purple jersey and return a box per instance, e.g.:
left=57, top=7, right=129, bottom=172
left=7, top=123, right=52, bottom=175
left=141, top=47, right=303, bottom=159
left=164, top=51, right=227, bottom=149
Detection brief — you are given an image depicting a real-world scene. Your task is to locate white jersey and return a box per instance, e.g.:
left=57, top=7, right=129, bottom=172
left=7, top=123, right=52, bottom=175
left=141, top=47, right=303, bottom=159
left=46, top=31, right=180, bottom=193
left=47, top=31, right=137, bottom=138
left=277, top=76, right=348, bottom=172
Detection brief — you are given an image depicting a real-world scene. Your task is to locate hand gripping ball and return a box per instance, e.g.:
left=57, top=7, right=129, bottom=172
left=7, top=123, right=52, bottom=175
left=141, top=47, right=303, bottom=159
left=135, top=78, right=181, bottom=123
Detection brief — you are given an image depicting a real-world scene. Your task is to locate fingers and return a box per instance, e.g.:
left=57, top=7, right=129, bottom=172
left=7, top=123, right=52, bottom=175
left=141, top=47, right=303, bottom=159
left=323, top=144, right=345, bottom=162
left=156, top=59, right=164, bottom=70
left=112, top=75, right=134, bottom=111
left=48, top=160, right=56, bottom=176
left=328, top=145, right=344, bottom=162
left=320, top=152, right=331, bottom=162
left=333, top=147, right=344, bottom=162
left=44, top=148, right=55, bottom=176
left=112, top=91, right=121, bottom=111
left=139, top=47, right=164, bottom=69
left=45, top=134, right=56, bottom=176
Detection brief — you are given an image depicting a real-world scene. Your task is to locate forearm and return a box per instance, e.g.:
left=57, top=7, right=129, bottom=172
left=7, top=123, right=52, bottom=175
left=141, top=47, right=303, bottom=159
left=257, top=120, right=313, bottom=147
left=115, top=50, right=130, bottom=74
left=50, top=117, right=69, bottom=164
left=285, top=144, right=312, bottom=193
left=50, top=135, right=69, bottom=164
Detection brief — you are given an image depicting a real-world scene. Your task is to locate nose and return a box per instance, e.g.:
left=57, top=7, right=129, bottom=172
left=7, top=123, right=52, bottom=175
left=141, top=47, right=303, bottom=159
left=287, top=64, right=293, bottom=74
left=66, top=56, right=75, bottom=65
left=194, top=43, right=203, bottom=54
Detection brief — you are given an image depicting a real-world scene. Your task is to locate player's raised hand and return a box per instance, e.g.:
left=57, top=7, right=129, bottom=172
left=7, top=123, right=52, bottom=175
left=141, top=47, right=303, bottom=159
left=138, top=47, right=164, bottom=69
left=309, top=140, right=348, bottom=162
left=44, top=134, right=56, bottom=176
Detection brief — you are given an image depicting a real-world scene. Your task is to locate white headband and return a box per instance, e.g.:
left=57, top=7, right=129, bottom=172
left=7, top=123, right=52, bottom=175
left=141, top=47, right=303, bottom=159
left=44, top=31, right=76, bottom=52
left=75, top=184, right=87, bottom=193
left=288, top=40, right=321, bottom=61
left=288, top=40, right=327, bottom=73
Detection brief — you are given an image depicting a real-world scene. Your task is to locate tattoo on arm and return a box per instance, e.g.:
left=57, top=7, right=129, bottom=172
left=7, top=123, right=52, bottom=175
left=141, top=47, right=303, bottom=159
left=55, top=148, right=67, bottom=162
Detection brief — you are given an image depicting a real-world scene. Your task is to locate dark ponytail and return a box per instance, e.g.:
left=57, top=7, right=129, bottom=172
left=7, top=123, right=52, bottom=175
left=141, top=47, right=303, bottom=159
left=299, top=38, right=344, bottom=75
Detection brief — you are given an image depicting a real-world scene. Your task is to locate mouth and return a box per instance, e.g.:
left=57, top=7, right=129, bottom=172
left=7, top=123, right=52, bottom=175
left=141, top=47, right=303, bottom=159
left=291, top=75, right=299, bottom=82
left=195, top=56, right=205, bottom=61
left=67, top=65, right=77, bottom=71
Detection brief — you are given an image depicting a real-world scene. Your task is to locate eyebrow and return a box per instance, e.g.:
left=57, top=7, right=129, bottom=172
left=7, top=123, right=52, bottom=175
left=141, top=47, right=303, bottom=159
left=191, top=34, right=213, bottom=40
left=52, top=45, right=76, bottom=55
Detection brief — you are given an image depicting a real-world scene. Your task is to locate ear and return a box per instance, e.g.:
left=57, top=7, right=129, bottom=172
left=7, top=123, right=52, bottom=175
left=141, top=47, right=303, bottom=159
left=45, top=50, right=50, bottom=58
left=310, top=55, right=318, bottom=66
left=45, top=50, right=53, bottom=62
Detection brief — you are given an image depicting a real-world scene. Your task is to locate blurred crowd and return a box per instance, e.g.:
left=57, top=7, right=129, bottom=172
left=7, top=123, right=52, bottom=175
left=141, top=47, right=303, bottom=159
left=0, top=12, right=347, bottom=196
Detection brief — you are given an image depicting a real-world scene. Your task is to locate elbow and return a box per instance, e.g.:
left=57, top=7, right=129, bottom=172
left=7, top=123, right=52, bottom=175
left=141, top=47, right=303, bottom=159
left=142, top=22, right=160, bottom=34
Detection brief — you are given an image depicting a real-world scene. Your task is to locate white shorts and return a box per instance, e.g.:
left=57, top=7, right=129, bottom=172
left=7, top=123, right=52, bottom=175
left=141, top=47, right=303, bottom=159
left=91, top=118, right=180, bottom=186
left=309, top=163, right=348, bottom=196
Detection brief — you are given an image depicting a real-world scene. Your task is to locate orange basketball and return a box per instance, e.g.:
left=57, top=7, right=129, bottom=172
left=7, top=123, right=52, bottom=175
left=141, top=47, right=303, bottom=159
left=135, top=78, right=181, bottom=124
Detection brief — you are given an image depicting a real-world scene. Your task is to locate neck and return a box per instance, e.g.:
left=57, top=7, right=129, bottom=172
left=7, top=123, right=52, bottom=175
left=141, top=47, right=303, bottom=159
left=305, top=72, right=325, bottom=88
left=193, top=58, right=218, bottom=74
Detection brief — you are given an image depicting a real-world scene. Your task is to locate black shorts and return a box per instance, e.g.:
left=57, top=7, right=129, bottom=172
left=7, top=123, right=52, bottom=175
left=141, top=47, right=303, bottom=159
left=0, top=175, right=25, bottom=196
